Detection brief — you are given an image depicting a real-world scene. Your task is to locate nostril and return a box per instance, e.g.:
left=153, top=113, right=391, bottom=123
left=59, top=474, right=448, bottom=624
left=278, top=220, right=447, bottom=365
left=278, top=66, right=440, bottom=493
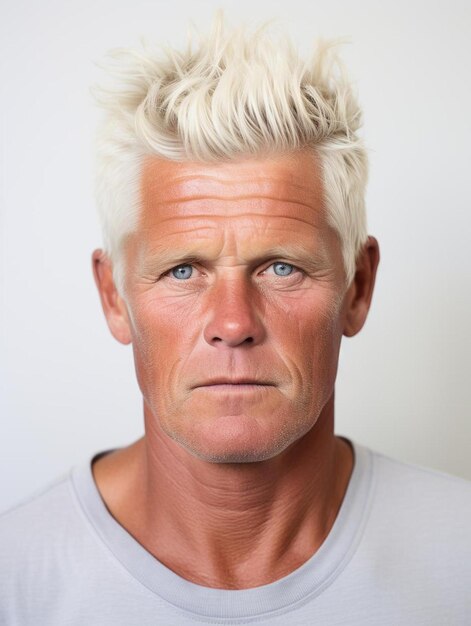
left=211, top=335, right=254, bottom=345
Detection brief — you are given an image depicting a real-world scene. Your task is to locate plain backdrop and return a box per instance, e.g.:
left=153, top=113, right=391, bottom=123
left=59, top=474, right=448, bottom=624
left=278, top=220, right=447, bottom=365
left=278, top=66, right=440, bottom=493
left=1, top=0, right=470, bottom=513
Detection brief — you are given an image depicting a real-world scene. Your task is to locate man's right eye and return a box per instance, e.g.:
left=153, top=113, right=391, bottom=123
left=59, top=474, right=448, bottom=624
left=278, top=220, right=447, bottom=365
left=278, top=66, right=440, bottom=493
left=168, top=264, right=193, bottom=280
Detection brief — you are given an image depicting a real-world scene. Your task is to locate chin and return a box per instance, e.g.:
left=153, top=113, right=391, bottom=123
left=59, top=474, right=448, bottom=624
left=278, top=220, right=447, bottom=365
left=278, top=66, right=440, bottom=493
left=179, top=440, right=286, bottom=464
left=167, top=413, right=304, bottom=464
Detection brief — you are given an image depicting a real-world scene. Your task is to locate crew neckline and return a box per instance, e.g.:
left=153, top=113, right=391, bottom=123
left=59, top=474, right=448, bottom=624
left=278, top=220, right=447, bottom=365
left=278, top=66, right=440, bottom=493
left=70, top=437, right=374, bottom=622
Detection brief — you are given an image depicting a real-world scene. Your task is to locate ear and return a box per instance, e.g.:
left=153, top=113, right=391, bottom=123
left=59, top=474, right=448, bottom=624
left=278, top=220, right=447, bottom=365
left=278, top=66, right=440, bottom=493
left=92, top=249, right=132, bottom=345
left=342, top=236, right=380, bottom=337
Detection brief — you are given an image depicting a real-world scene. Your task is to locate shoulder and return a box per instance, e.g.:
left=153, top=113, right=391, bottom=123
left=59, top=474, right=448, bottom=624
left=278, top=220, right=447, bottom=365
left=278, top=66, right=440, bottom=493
left=0, top=468, right=81, bottom=530
left=362, top=445, right=471, bottom=571
left=0, top=470, right=90, bottom=572
left=0, top=470, right=108, bottom=624
left=0, top=467, right=98, bottom=615
left=370, top=447, right=471, bottom=512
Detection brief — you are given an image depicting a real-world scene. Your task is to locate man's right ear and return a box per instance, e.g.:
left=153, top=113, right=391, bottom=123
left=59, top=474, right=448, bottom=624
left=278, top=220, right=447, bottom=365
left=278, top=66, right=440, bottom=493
left=92, top=249, right=132, bottom=345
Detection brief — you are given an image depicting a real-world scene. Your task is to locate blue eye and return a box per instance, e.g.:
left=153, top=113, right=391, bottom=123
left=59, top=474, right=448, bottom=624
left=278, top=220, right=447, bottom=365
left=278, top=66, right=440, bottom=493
left=171, top=264, right=193, bottom=280
left=272, top=262, right=294, bottom=276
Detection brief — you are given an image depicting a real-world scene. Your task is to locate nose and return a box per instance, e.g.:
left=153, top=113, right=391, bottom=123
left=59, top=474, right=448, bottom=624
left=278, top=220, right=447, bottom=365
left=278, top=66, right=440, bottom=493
left=203, top=275, right=266, bottom=348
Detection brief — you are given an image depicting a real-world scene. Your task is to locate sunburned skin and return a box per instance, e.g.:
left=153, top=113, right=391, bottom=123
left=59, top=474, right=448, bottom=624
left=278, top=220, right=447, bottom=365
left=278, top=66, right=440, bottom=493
left=92, top=148, right=380, bottom=589
left=124, top=151, right=347, bottom=463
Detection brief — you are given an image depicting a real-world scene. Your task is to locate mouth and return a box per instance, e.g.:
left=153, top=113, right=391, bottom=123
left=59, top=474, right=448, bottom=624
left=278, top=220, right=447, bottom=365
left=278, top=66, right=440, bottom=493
left=194, top=379, right=275, bottom=390
left=196, top=383, right=273, bottom=393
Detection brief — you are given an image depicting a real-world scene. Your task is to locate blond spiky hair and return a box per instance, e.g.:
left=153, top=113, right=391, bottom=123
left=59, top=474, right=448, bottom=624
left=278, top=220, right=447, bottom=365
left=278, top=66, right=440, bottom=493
left=93, top=13, right=368, bottom=296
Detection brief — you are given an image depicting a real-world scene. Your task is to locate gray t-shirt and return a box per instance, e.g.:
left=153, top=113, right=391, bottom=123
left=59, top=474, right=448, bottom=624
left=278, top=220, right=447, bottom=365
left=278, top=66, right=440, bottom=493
left=1, top=438, right=470, bottom=625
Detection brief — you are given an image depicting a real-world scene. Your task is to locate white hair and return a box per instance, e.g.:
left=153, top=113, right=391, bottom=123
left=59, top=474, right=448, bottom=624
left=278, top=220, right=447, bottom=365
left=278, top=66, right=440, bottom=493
left=93, top=14, right=369, bottom=297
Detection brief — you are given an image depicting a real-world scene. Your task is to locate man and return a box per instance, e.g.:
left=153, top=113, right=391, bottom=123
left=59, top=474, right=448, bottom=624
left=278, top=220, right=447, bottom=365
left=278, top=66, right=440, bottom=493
left=1, top=16, right=470, bottom=625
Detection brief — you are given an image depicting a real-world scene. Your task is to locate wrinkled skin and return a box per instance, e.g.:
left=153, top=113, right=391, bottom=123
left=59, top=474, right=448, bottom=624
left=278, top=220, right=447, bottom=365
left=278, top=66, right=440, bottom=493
left=94, top=150, right=379, bottom=465
left=91, top=150, right=379, bottom=588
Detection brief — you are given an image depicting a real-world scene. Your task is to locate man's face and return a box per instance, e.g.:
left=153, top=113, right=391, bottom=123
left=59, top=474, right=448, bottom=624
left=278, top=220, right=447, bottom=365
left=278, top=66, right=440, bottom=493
left=121, top=150, right=349, bottom=463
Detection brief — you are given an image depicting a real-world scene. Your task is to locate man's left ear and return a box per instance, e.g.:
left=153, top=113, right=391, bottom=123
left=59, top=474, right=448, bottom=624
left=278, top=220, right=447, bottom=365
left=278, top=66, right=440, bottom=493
left=342, top=236, right=380, bottom=337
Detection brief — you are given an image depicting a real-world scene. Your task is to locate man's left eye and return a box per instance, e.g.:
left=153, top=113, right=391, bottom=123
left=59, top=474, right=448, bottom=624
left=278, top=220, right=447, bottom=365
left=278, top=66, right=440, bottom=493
left=269, top=262, right=296, bottom=276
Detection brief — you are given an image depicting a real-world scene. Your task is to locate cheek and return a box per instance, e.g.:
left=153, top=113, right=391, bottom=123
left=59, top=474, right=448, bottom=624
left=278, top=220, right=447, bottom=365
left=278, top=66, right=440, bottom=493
left=127, top=298, right=185, bottom=392
left=129, top=292, right=189, bottom=351
left=271, top=291, right=343, bottom=383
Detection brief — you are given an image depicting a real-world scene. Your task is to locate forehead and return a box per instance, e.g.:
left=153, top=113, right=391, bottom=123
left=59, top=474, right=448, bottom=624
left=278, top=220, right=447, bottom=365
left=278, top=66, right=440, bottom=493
left=140, top=150, right=325, bottom=221
left=132, top=150, right=338, bottom=263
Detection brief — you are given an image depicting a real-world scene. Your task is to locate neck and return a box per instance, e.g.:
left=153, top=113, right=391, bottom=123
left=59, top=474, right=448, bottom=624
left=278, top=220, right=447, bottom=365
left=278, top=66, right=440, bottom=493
left=92, top=392, right=353, bottom=589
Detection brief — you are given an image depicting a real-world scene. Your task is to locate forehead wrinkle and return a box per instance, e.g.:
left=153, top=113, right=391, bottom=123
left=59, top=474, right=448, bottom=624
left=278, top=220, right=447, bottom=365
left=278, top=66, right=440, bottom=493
left=141, top=158, right=325, bottom=212
left=140, top=226, right=217, bottom=254
left=139, top=212, right=323, bottom=230
left=151, top=196, right=321, bottom=211
left=141, top=234, right=331, bottom=269
left=135, top=213, right=333, bottom=271
left=143, top=224, right=218, bottom=239
left=152, top=180, right=324, bottom=208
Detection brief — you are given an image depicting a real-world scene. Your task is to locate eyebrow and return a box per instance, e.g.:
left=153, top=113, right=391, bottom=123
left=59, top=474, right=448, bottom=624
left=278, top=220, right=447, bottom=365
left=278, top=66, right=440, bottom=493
left=141, top=242, right=331, bottom=274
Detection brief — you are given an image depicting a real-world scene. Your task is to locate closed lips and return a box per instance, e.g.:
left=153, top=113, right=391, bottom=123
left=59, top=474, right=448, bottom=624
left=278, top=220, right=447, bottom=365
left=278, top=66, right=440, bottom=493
left=196, top=379, right=274, bottom=387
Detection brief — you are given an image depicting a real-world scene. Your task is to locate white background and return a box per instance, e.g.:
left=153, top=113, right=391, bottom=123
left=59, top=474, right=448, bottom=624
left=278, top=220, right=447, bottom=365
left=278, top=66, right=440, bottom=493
left=1, top=0, right=470, bottom=513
